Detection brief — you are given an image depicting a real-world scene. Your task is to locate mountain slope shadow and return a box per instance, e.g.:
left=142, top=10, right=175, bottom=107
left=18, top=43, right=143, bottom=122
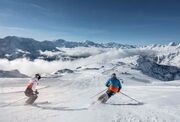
left=33, top=104, right=88, bottom=111
left=106, top=102, right=144, bottom=106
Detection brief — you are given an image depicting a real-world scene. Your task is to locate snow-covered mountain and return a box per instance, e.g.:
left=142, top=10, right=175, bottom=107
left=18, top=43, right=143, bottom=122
left=136, top=56, right=180, bottom=81
left=140, top=42, right=180, bottom=67
left=54, top=39, right=136, bottom=48
left=0, top=70, right=28, bottom=78
left=0, top=36, right=135, bottom=61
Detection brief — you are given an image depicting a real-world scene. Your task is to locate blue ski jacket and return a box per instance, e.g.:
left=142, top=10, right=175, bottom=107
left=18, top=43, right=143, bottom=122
left=106, top=77, right=122, bottom=89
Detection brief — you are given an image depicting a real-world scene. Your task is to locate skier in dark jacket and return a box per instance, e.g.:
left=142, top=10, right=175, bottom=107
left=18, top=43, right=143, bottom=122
left=98, top=73, right=122, bottom=103
left=24, top=74, right=41, bottom=104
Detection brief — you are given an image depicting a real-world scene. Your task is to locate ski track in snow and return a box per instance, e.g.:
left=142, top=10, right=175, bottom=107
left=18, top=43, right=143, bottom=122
left=0, top=73, right=180, bottom=122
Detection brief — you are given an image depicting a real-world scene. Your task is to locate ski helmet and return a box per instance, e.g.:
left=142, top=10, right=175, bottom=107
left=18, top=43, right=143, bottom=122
left=35, top=74, right=41, bottom=80
left=111, top=73, right=116, bottom=78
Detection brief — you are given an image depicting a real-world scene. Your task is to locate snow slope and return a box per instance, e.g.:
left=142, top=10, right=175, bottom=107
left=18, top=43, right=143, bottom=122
left=0, top=69, right=180, bottom=122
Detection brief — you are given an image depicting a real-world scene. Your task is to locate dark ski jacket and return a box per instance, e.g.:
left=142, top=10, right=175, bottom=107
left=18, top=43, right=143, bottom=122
left=106, top=77, right=122, bottom=92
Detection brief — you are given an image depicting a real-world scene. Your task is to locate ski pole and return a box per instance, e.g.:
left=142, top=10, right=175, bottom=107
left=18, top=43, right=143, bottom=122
left=0, top=96, right=27, bottom=107
left=120, top=92, right=142, bottom=103
left=90, top=88, right=107, bottom=98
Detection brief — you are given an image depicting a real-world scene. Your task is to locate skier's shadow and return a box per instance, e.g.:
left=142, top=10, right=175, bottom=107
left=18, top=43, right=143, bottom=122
left=106, top=102, right=144, bottom=106
left=33, top=104, right=88, bottom=111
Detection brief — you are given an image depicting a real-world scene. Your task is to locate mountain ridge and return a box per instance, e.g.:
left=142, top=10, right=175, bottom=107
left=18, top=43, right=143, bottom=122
left=0, top=36, right=136, bottom=60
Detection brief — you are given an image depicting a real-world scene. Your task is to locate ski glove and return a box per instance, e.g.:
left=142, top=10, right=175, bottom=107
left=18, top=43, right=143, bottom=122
left=117, top=88, right=120, bottom=93
left=35, top=90, right=39, bottom=94
left=121, top=80, right=124, bottom=84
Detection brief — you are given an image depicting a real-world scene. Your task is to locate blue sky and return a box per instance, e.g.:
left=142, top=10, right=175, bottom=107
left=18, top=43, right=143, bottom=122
left=0, top=0, right=180, bottom=45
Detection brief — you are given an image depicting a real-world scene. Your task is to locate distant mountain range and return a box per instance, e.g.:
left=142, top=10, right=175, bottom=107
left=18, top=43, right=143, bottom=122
left=0, top=36, right=136, bottom=61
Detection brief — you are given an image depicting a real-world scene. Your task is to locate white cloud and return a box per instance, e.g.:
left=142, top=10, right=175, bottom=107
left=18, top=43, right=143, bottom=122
left=0, top=47, right=157, bottom=76
left=0, top=58, right=72, bottom=76
left=39, top=50, right=62, bottom=57
left=60, top=47, right=108, bottom=57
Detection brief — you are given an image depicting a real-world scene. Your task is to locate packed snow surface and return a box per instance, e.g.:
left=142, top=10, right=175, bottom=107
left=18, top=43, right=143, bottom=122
left=0, top=70, right=180, bottom=122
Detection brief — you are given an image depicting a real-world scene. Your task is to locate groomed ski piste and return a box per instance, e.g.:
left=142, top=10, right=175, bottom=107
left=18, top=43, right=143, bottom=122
left=0, top=46, right=180, bottom=122
left=1, top=71, right=180, bottom=122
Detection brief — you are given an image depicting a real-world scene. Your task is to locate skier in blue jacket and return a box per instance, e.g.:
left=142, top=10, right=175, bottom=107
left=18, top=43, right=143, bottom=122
left=98, top=73, right=122, bottom=103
